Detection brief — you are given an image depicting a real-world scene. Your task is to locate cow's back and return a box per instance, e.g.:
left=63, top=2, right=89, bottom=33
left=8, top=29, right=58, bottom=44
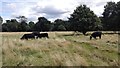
left=21, top=33, right=35, bottom=40
left=92, top=31, right=102, bottom=37
left=37, top=33, right=49, bottom=38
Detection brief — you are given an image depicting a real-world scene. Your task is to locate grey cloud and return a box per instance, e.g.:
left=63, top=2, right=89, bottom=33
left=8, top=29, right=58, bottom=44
left=31, top=5, right=69, bottom=18
left=27, top=17, right=37, bottom=22
left=96, top=2, right=106, bottom=7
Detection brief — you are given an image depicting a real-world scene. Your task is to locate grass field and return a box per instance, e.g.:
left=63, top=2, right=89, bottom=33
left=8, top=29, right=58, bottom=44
left=0, top=32, right=119, bottom=66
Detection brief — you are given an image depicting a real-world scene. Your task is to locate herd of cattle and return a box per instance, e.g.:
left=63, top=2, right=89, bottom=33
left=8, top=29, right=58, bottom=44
left=20, top=31, right=102, bottom=40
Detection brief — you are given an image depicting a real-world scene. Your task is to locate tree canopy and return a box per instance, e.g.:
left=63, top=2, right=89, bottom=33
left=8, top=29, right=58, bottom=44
left=68, top=5, right=101, bottom=35
left=34, top=17, right=51, bottom=31
left=52, top=19, right=67, bottom=31
left=102, top=1, right=120, bottom=31
left=0, top=16, right=3, bottom=24
left=0, top=16, right=3, bottom=31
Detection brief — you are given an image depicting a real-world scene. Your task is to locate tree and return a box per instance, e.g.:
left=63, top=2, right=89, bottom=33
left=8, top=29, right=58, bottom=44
left=16, top=16, right=27, bottom=23
left=57, top=25, right=66, bottom=31
left=63, top=21, right=71, bottom=31
left=2, top=23, right=9, bottom=32
left=116, top=1, right=120, bottom=30
left=18, top=21, right=28, bottom=32
left=10, top=19, right=19, bottom=32
left=0, top=16, right=3, bottom=24
left=28, top=21, right=35, bottom=31
left=15, top=16, right=29, bottom=32
left=69, top=5, right=101, bottom=35
left=0, top=16, right=3, bottom=32
left=2, top=19, right=19, bottom=32
left=52, top=19, right=64, bottom=31
left=3, top=20, right=11, bottom=31
left=52, top=19, right=67, bottom=31
left=34, top=17, right=51, bottom=31
left=102, top=2, right=118, bottom=31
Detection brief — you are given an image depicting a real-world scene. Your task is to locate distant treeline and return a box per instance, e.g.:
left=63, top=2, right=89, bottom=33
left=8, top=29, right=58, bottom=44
left=0, top=1, right=120, bottom=33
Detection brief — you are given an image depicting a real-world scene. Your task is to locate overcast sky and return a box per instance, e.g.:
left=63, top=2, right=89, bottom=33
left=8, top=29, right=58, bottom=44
left=0, top=0, right=119, bottom=22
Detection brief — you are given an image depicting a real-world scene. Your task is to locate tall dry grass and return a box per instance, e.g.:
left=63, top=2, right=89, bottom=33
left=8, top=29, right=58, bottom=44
left=1, top=32, right=119, bottom=66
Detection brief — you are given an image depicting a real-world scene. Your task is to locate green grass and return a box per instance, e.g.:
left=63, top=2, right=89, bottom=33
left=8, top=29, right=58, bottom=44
left=0, top=32, right=119, bottom=66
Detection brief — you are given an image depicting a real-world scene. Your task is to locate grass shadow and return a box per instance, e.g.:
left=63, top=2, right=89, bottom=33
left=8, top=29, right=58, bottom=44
left=62, top=34, right=74, bottom=36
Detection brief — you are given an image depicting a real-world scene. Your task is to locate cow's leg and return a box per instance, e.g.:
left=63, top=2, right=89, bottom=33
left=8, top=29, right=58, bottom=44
left=99, top=35, right=101, bottom=39
left=36, top=36, right=39, bottom=39
left=94, top=37, right=97, bottom=39
left=26, top=38, right=28, bottom=40
left=90, top=36, right=92, bottom=40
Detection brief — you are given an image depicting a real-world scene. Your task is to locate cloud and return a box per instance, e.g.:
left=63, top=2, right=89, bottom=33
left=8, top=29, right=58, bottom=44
left=1, top=0, right=40, bottom=2
left=0, top=2, right=2, bottom=15
left=95, top=2, right=106, bottom=7
left=37, top=6, right=68, bottom=15
left=6, top=3, right=17, bottom=9
left=31, top=5, right=69, bottom=19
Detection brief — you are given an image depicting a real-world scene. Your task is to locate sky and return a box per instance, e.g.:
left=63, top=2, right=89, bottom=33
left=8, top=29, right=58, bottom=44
left=0, top=0, right=119, bottom=23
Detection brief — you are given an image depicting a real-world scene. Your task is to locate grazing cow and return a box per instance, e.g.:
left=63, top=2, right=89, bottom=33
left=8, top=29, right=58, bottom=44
left=20, top=33, right=35, bottom=40
left=32, top=31, right=40, bottom=38
left=90, top=31, right=102, bottom=40
left=32, top=31, right=40, bottom=35
left=36, top=33, right=49, bottom=39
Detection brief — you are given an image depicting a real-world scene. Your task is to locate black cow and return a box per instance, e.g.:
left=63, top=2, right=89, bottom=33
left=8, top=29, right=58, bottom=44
left=32, top=31, right=40, bottom=35
left=90, top=31, right=102, bottom=40
left=36, top=33, right=49, bottom=39
left=20, top=33, right=35, bottom=40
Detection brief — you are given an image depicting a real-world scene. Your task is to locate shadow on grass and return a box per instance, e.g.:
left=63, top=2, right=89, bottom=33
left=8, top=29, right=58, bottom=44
left=62, top=34, right=74, bottom=36
left=62, top=33, right=90, bottom=36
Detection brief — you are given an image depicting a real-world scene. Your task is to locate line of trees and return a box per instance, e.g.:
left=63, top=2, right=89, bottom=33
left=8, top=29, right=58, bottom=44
left=0, top=1, right=120, bottom=33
